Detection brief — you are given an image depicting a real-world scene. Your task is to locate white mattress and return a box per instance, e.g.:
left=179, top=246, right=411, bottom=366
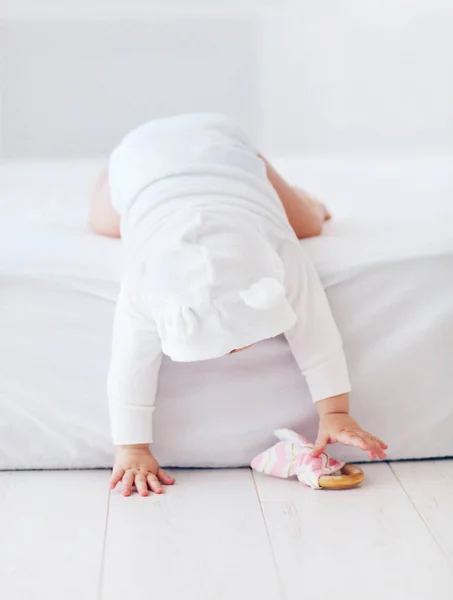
left=1, top=158, right=453, bottom=469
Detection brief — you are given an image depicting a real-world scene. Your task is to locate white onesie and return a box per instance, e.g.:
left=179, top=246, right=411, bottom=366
left=107, top=113, right=351, bottom=445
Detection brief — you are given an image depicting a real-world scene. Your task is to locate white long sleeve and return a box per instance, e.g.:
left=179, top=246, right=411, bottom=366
left=107, top=288, right=162, bottom=445
left=283, top=242, right=351, bottom=402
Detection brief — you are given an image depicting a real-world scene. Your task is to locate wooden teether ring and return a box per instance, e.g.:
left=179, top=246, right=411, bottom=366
left=318, top=464, right=365, bottom=490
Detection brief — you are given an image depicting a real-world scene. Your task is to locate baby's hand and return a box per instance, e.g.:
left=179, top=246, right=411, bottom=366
left=312, top=413, right=388, bottom=460
left=109, top=445, right=175, bottom=497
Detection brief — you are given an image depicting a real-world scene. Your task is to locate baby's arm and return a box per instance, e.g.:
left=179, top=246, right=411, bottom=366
left=259, top=156, right=330, bottom=239
left=107, top=288, right=175, bottom=495
left=283, top=244, right=387, bottom=459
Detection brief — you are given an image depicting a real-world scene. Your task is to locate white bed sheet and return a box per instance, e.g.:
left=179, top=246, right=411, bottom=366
left=0, top=158, right=452, bottom=469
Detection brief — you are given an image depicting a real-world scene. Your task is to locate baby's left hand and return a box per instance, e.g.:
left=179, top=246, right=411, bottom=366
left=312, top=413, right=388, bottom=460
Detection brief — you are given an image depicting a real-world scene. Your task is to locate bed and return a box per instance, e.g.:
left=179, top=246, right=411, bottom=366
left=1, top=158, right=452, bottom=469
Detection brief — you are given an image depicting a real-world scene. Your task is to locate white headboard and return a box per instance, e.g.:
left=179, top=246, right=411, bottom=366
left=1, top=0, right=453, bottom=158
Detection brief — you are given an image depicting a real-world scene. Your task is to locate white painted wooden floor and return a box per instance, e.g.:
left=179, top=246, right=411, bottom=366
left=1, top=462, right=453, bottom=600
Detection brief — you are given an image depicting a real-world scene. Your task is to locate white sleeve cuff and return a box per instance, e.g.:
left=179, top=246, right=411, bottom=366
left=109, top=403, right=154, bottom=446
left=303, top=349, right=351, bottom=402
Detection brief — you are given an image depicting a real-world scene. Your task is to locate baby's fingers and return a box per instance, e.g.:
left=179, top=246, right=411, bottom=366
left=109, top=467, right=125, bottom=490
left=147, top=474, right=163, bottom=495
left=311, top=434, right=329, bottom=458
left=363, top=434, right=387, bottom=460
left=375, top=437, right=388, bottom=451
left=135, top=473, right=149, bottom=497
left=122, top=470, right=135, bottom=496
left=349, top=432, right=387, bottom=460
left=337, top=430, right=369, bottom=452
left=157, top=468, right=175, bottom=485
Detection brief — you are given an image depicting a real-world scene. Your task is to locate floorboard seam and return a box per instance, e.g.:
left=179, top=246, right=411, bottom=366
left=97, top=480, right=112, bottom=600
left=250, top=469, right=288, bottom=600
left=388, top=462, right=453, bottom=571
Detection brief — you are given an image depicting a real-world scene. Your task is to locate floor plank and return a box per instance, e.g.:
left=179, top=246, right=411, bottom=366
left=0, top=470, right=110, bottom=600
left=391, top=459, right=453, bottom=566
left=102, top=469, right=283, bottom=600
left=253, top=463, right=453, bottom=600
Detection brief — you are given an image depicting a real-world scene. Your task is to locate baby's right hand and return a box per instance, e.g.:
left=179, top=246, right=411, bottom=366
left=109, top=445, right=175, bottom=497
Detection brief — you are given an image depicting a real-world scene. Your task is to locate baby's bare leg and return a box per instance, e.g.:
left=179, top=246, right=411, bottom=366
left=260, top=156, right=330, bottom=239
left=89, top=168, right=121, bottom=238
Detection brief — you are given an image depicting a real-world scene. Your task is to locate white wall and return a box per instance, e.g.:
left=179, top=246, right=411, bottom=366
left=1, top=0, right=452, bottom=158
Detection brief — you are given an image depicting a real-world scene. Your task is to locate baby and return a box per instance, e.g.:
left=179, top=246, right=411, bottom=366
left=92, top=114, right=387, bottom=497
